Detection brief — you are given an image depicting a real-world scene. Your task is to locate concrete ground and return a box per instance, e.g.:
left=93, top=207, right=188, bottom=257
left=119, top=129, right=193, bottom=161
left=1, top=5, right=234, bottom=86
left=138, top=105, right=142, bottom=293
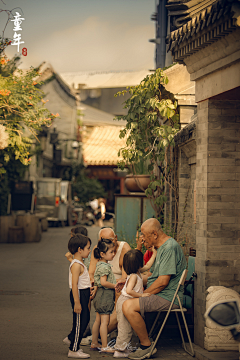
left=0, top=224, right=238, bottom=360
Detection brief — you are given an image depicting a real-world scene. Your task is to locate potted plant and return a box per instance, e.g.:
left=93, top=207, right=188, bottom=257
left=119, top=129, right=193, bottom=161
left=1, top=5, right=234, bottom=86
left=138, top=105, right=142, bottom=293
left=115, top=68, right=180, bottom=219
left=125, top=159, right=150, bottom=193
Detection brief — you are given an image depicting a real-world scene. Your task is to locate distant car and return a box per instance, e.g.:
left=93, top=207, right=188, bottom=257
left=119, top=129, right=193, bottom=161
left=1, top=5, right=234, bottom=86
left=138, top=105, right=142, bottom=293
left=35, top=178, right=72, bottom=226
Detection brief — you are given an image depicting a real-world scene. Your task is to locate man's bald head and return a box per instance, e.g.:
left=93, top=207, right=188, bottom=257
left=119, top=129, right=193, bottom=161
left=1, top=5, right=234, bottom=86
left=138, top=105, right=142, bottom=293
left=141, top=218, right=163, bottom=248
left=98, top=227, right=115, bottom=240
left=141, top=218, right=162, bottom=234
left=98, top=227, right=117, bottom=247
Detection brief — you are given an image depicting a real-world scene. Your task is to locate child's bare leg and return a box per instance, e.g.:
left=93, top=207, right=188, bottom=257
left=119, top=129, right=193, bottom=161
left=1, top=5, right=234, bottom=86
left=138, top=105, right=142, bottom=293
left=100, top=314, right=114, bottom=352
left=97, top=219, right=104, bottom=228
left=91, top=312, right=101, bottom=348
left=100, top=314, right=110, bottom=347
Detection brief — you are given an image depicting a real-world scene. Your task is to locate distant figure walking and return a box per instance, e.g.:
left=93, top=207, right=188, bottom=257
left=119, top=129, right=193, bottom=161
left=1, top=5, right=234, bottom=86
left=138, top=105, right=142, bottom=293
left=90, top=198, right=106, bottom=227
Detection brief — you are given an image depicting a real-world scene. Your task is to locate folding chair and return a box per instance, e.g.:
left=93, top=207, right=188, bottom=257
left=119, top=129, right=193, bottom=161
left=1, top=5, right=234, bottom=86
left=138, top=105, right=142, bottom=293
left=148, top=269, right=195, bottom=357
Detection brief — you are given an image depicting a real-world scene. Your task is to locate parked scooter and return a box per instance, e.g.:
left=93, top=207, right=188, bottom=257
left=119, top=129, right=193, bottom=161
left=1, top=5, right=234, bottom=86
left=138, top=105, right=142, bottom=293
left=72, top=201, right=95, bottom=226
left=205, top=299, right=240, bottom=341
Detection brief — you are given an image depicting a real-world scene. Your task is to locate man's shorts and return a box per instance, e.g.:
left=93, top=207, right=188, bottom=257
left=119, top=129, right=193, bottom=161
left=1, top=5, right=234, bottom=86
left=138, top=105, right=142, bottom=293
left=139, top=294, right=179, bottom=318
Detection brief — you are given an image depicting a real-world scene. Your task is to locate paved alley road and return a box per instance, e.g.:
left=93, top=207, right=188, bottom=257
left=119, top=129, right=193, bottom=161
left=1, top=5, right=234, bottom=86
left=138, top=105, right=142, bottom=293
left=0, top=225, right=100, bottom=360
left=0, top=224, right=199, bottom=360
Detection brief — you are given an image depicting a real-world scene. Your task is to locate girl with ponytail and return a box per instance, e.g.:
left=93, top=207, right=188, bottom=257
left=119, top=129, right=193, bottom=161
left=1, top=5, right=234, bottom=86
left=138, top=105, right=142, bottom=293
left=91, top=238, right=116, bottom=353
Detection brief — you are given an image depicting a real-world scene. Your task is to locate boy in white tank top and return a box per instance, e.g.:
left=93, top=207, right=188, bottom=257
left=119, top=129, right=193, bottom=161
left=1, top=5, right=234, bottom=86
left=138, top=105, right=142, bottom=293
left=63, top=234, right=92, bottom=359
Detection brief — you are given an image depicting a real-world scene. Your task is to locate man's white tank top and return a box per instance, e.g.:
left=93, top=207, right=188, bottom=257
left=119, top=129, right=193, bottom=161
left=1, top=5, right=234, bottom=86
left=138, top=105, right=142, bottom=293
left=109, top=241, right=125, bottom=280
left=69, top=259, right=91, bottom=289
left=121, top=274, right=143, bottom=298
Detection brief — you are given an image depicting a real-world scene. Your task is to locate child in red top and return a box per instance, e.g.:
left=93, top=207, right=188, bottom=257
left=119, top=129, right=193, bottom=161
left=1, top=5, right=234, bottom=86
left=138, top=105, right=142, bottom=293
left=143, top=249, right=153, bottom=264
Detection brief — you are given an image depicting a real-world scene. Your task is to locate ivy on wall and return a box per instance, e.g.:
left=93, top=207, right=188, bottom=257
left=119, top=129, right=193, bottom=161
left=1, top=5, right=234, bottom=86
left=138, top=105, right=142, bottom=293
left=115, top=68, right=180, bottom=219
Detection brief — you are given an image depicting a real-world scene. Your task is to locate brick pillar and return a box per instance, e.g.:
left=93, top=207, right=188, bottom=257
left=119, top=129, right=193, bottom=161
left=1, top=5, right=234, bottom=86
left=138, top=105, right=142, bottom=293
left=194, top=99, right=240, bottom=347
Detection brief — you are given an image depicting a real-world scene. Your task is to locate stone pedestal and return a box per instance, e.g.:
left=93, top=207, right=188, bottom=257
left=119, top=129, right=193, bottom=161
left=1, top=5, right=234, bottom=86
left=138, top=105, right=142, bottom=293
left=35, top=212, right=48, bottom=232
left=16, top=214, right=41, bottom=242
left=0, top=215, right=16, bottom=243
left=205, top=286, right=240, bottom=351
left=8, top=226, right=24, bottom=243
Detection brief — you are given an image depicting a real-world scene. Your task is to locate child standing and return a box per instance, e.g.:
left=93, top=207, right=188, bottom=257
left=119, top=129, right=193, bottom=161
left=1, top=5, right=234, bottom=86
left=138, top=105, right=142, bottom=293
left=91, top=238, right=116, bottom=353
left=63, top=234, right=92, bottom=359
left=113, top=248, right=157, bottom=358
left=65, top=226, right=91, bottom=270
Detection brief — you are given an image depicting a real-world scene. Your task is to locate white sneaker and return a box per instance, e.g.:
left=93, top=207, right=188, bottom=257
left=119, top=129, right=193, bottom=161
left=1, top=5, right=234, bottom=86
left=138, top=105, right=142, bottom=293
left=68, top=349, right=90, bottom=358
left=63, top=337, right=71, bottom=346
left=80, top=335, right=92, bottom=346
left=113, top=350, right=131, bottom=358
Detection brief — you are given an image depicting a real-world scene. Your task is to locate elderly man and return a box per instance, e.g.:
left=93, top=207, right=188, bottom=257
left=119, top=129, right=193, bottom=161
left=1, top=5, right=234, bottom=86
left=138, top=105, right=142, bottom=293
left=122, top=218, right=186, bottom=360
left=82, top=227, right=131, bottom=344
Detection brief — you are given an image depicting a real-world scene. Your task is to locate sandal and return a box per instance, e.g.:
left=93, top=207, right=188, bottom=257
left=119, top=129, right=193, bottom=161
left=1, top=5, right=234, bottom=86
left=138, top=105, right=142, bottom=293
left=90, top=343, right=101, bottom=351
left=100, top=347, right=115, bottom=354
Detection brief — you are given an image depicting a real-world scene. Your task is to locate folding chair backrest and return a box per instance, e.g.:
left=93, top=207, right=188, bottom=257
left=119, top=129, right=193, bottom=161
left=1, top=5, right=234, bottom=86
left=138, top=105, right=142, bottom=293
left=186, top=256, right=195, bottom=280
left=170, top=269, right=188, bottom=306
left=179, top=269, right=188, bottom=286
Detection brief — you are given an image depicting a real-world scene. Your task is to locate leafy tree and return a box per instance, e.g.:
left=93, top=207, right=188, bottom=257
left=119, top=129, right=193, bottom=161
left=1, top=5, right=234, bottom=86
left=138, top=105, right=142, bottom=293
left=0, top=52, right=58, bottom=214
left=115, top=68, right=179, bottom=219
left=63, top=162, right=106, bottom=204
left=0, top=55, right=59, bottom=173
left=0, top=9, right=59, bottom=215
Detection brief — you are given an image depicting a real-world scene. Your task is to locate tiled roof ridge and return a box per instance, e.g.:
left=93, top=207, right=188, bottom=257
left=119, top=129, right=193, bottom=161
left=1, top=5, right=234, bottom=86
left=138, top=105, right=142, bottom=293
left=37, top=62, right=77, bottom=101
left=167, top=0, right=239, bottom=61
left=54, top=72, right=77, bottom=100
left=60, top=69, right=150, bottom=76
left=166, top=0, right=217, bottom=29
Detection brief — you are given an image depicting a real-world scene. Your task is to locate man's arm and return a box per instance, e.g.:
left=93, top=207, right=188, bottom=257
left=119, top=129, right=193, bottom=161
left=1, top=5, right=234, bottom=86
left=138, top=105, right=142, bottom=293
left=88, top=245, right=98, bottom=284
left=143, top=275, right=171, bottom=295
left=142, top=273, right=151, bottom=287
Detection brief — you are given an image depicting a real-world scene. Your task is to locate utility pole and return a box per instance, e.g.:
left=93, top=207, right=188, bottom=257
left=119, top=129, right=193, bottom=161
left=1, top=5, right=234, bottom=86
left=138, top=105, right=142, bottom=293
left=50, top=127, right=58, bottom=178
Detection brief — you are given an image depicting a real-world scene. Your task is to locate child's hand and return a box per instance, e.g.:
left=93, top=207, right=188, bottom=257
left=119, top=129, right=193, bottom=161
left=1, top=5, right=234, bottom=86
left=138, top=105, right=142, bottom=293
left=136, top=231, right=143, bottom=251
left=142, top=293, right=151, bottom=297
left=90, top=286, right=97, bottom=300
left=115, top=278, right=126, bottom=292
left=151, top=246, right=157, bottom=255
left=74, top=303, right=82, bottom=313
left=65, top=252, right=73, bottom=262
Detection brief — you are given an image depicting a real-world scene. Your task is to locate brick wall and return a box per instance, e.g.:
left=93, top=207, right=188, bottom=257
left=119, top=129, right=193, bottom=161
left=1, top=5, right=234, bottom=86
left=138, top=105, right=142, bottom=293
left=178, top=144, right=196, bottom=251
left=194, top=98, right=240, bottom=347
left=166, top=123, right=197, bottom=250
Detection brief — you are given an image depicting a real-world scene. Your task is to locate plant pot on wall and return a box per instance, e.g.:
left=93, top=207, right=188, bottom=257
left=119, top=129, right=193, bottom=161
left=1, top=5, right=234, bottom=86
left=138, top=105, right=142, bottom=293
left=125, top=174, right=151, bottom=193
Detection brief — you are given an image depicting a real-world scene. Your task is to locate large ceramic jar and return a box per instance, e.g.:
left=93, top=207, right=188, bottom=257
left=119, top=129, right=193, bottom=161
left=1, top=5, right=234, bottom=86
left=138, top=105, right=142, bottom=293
left=125, top=174, right=151, bottom=193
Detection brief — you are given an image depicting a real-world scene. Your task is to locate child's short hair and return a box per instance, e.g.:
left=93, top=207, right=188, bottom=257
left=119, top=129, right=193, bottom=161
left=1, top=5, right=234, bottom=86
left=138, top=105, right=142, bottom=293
left=123, top=249, right=144, bottom=275
left=94, top=238, right=114, bottom=259
left=68, top=234, right=91, bottom=255
left=71, top=226, right=88, bottom=236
